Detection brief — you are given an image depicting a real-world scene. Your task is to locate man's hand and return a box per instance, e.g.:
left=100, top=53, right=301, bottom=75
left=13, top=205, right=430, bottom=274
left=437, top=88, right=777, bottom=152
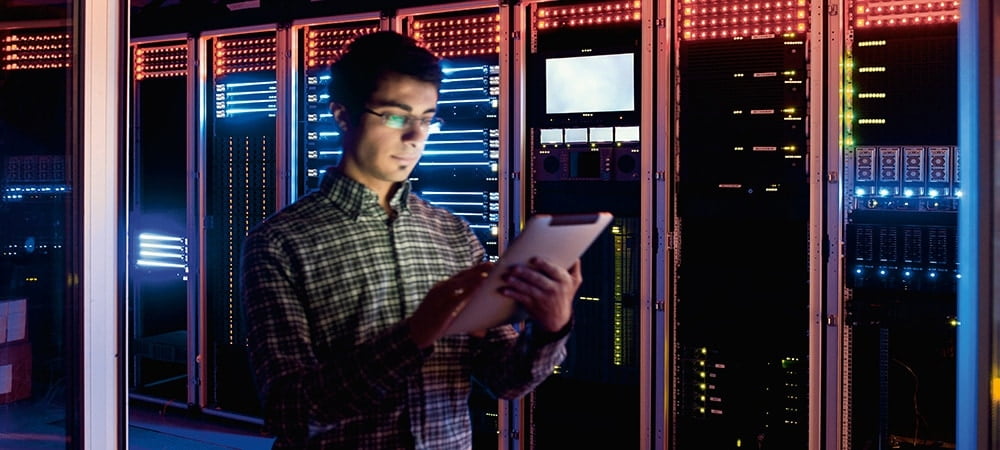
left=408, top=262, right=493, bottom=348
left=498, top=257, right=582, bottom=333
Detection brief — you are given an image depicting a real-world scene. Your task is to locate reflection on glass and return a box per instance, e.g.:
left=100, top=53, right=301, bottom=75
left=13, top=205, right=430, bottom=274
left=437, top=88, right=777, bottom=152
left=0, top=8, right=75, bottom=448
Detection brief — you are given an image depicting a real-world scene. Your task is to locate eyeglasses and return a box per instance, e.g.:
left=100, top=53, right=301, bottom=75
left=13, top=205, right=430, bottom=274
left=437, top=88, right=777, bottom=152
left=363, top=108, right=445, bottom=131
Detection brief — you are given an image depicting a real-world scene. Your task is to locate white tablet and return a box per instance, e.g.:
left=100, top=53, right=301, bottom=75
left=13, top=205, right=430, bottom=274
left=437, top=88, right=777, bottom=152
left=445, top=212, right=614, bottom=334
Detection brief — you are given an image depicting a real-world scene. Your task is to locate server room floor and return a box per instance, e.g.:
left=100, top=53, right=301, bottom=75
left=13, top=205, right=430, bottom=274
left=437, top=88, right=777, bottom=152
left=128, top=402, right=275, bottom=450
left=0, top=398, right=275, bottom=449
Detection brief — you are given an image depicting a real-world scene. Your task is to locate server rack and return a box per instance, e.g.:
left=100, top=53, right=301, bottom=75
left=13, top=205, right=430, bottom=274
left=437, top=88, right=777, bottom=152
left=519, top=1, right=646, bottom=448
left=673, top=0, right=812, bottom=447
left=841, top=1, right=960, bottom=448
left=198, top=24, right=284, bottom=417
left=128, top=36, right=196, bottom=407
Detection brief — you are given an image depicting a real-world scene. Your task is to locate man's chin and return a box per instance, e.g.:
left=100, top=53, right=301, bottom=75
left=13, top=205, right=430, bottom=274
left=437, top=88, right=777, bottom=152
left=391, top=172, right=415, bottom=183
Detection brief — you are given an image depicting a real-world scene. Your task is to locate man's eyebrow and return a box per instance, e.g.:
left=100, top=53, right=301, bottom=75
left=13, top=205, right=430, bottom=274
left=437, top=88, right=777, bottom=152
left=370, top=100, right=436, bottom=115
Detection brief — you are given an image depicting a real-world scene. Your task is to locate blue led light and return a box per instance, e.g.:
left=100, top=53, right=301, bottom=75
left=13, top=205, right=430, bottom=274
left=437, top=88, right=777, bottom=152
left=442, top=76, right=484, bottom=83
left=222, top=80, right=274, bottom=88
left=878, top=188, right=890, bottom=197
left=437, top=98, right=492, bottom=105
left=139, top=250, right=185, bottom=259
left=137, top=232, right=188, bottom=272
left=854, top=187, right=866, bottom=197
left=425, top=139, right=484, bottom=146
left=928, top=188, right=940, bottom=198
left=226, top=90, right=276, bottom=97
left=226, top=98, right=276, bottom=105
left=227, top=107, right=278, bottom=114
left=136, top=260, right=187, bottom=269
left=439, top=87, right=486, bottom=94
left=138, top=232, right=184, bottom=242
left=442, top=65, right=485, bottom=74
left=903, top=188, right=914, bottom=197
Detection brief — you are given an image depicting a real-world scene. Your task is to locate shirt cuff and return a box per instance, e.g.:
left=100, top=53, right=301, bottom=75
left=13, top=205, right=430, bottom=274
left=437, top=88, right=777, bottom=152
left=530, top=316, right=573, bottom=345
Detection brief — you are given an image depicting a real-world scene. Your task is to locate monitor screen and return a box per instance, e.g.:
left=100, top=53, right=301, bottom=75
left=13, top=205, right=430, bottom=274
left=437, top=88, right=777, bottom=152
left=564, top=128, right=588, bottom=143
left=615, top=126, right=640, bottom=142
left=540, top=128, right=564, bottom=144
left=590, top=127, right=614, bottom=142
left=545, top=53, right=635, bottom=115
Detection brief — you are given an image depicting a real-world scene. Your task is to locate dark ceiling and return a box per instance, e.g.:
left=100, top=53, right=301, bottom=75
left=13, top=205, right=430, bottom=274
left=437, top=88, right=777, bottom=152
left=130, top=0, right=476, bottom=38
left=0, top=0, right=478, bottom=37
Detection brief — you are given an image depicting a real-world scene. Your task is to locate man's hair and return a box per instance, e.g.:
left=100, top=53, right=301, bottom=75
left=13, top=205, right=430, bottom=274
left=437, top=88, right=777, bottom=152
left=328, top=31, right=443, bottom=121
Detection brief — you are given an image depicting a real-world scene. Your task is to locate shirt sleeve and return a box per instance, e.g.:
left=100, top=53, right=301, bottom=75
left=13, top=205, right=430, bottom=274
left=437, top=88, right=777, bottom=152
left=467, top=319, right=571, bottom=400
left=239, top=226, right=430, bottom=442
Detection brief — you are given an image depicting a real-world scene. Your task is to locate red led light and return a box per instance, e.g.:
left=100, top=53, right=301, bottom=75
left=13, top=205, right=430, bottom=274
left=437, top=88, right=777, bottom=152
left=853, top=0, right=960, bottom=28
left=680, top=0, right=810, bottom=40
left=411, top=11, right=501, bottom=56
left=538, top=1, right=641, bottom=28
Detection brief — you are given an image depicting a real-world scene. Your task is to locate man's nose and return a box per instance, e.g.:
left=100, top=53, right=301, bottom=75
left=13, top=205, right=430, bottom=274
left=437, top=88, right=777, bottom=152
left=401, top=123, right=430, bottom=141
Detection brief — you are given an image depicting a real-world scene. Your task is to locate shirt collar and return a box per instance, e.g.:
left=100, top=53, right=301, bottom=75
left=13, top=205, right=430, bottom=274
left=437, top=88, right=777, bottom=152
left=320, top=168, right=412, bottom=219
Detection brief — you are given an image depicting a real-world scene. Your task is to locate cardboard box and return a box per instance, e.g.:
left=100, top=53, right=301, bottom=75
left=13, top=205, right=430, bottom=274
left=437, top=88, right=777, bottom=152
left=0, top=298, right=27, bottom=344
left=0, top=340, right=31, bottom=404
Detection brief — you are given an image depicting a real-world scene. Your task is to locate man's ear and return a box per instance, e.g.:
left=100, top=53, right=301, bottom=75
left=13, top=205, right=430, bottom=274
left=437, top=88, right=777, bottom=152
left=331, top=103, right=350, bottom=131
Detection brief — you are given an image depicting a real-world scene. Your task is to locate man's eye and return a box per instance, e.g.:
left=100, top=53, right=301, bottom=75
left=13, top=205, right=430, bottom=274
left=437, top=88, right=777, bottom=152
left=385, top=114, right=408, bottom=127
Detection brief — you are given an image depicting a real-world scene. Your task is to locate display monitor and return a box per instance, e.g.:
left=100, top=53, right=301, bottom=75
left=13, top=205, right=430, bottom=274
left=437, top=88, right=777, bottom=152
left=564, top=128, right=588, bottom=143
left=590, top=127, right=614, bottom=142
left=545, top=52, right=635, bottom=115
left=540, top=128, right=564, bottom=144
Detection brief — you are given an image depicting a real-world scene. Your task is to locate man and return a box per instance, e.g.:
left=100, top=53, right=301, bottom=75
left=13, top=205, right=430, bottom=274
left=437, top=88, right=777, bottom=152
left=240, top=31, right=581, bottom=449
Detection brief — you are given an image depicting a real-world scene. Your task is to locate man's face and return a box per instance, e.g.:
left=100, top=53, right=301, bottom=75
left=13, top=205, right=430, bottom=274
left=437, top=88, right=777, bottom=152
left=334, top=72, right=439, bottom=197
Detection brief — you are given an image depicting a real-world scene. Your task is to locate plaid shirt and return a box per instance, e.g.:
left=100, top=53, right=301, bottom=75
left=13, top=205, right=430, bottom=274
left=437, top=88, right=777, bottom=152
left=240, top=169, right=568, bottom=449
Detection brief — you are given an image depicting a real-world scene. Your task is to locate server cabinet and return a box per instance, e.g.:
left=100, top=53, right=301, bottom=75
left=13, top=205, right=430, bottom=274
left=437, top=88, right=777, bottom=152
left=519, top=1, right=645, bottom=448
left=0, top=22, right=74, bottom=437
left=673, top=0, right=812, bottom=448
left=841, top=1, right=960, bottom=448
left=198, top=25, right=283, bottom=417
left=128, top=37, right=196, bottom=406
left=395, top=3, right=506, bottom=447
